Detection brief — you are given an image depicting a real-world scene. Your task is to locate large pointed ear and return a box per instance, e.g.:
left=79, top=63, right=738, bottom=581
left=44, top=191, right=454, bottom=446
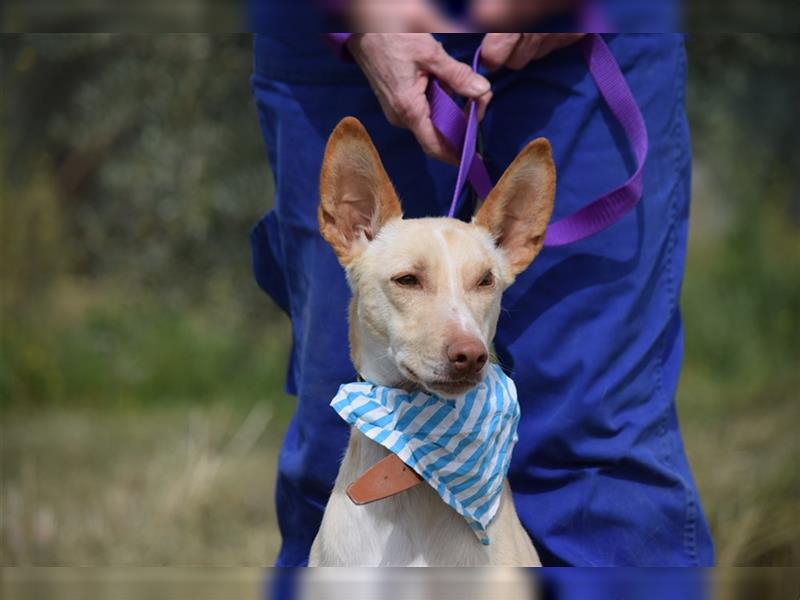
left=474, top=138, right=555, bottom=276
left=318, top=117, right=402, bottom=266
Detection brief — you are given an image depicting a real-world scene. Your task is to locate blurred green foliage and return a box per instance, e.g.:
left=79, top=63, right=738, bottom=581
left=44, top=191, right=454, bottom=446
left=2, top=35, right=272, bottom=305
left=1, top=1, right=243, bottom=32
left=678, top=35, right=800, bottom=565
left=1, top=34, right=798, bottom=565
left=681, top=35, right=800, bottom=409
left=1, top=34, right=287, bottom=414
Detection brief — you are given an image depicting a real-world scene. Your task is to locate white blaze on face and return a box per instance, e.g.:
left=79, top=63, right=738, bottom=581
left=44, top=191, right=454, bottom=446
left=348, top=217, right=505, bottom=389
left=433, top=225, right=485, bottom=344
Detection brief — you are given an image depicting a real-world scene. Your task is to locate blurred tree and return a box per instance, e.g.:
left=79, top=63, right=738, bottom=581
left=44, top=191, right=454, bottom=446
left=687, top=34, right=800, bottom=218
left=2, top=34, right=273, bottom=316
left=682, top=34, right=800, bottom=403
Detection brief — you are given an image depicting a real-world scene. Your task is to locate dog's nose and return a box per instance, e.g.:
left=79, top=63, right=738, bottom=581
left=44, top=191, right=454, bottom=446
left=447, top=339, right=488, bottom=376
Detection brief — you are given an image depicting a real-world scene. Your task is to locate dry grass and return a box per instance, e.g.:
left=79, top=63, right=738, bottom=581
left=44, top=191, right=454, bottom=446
left=3, top=393, right=798, bottom=566
left=679, top=394, right=800, bottom=566
left=1, top=403, right=282, bottom=565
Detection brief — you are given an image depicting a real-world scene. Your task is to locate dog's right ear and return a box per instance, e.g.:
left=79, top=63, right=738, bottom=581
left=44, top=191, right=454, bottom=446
left=319, top=117, right=402, bottom=266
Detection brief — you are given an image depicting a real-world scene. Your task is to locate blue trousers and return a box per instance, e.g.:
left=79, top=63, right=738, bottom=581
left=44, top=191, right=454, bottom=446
left=250, top=33, right=714, bottom=566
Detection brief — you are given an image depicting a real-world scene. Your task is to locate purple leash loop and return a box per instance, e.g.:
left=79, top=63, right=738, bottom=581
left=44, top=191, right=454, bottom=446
left=426, top=34, right=649, bottom=247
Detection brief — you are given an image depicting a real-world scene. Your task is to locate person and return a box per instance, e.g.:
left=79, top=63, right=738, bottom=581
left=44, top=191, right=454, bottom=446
left=249, top=5, right=715, bottom=567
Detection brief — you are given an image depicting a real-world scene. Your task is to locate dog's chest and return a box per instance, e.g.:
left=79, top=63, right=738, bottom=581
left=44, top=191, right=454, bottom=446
left=311, top=432, right=492, bottom=566
left=344, top=482, right=480, bottom=566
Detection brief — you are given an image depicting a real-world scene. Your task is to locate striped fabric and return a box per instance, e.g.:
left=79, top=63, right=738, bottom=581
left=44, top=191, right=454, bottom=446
left=330, top=363, right=520, bottom=545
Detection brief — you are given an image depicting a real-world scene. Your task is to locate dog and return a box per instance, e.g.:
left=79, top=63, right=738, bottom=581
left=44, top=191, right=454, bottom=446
left=308, top=117, right=555, bottom=566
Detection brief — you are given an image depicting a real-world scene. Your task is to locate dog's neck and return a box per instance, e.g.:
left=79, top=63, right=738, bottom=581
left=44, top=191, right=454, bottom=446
left=349, top=296, right=416, bottom=391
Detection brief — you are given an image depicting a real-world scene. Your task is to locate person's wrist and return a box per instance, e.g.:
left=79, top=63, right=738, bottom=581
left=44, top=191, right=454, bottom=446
left=346, top=33, right=374, bottom=55
left=346, top=34, right=380, bottom=67
left=344, top=33, right=364, bottom=59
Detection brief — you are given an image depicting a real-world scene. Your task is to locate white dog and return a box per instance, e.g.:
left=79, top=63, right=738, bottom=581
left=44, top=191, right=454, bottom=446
left=308, top=117, right=555, bottom=566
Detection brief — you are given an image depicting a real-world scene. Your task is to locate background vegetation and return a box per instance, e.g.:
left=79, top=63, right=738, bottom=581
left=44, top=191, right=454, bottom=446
left=1, top=34, right=798, bottom=566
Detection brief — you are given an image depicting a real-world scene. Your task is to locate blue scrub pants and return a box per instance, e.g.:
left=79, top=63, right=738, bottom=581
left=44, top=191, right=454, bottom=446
left=250, top=33, right=714, bottom=566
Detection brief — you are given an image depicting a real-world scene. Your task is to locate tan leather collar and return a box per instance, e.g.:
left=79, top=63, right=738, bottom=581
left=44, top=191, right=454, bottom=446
left=346, top=453, right=423, bottom=505
left=347, top=374, right=423, bottom=504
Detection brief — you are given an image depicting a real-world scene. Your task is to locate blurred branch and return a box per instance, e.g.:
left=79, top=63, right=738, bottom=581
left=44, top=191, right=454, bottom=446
left=57, top=124, right=128, bottom=194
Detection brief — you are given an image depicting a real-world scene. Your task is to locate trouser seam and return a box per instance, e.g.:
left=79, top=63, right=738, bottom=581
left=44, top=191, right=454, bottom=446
left=654, top=38, right=698, bottom=566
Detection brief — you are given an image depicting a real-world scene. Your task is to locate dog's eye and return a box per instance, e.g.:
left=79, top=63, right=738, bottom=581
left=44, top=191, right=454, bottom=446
left=392, top=274, right=421, bottom=288
left=478, top=272, right=495, bottom=287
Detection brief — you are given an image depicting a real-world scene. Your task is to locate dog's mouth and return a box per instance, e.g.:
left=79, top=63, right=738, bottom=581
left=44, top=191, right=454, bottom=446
left=398, top=362, right=482, bottom=396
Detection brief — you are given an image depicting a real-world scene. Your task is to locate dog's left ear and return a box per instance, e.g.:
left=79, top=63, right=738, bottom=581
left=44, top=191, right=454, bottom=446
left=474, top=138, right=555, bottom=276
left=319, top=117, right=402, bottom=266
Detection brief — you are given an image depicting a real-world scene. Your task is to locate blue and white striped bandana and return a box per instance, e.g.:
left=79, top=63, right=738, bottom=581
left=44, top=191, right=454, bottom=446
left=330, top=363, right=520, bottom=545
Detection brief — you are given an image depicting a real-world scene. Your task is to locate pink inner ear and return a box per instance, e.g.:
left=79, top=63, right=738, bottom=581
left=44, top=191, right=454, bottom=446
left=501, top=227, right=544, bottom=266
left=318, top=117, right=403, bottom=262
left=492, top=199, right=549, bottom=273
left=338, top=191, right=377, bottom=242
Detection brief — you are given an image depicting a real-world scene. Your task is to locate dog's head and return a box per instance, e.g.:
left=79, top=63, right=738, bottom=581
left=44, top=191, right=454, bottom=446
left=319, top=117, right=555, bottom=395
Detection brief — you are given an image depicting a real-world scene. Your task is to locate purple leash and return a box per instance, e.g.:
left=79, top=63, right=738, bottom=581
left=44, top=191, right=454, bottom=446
left=426, top=34, right=649, bottom=247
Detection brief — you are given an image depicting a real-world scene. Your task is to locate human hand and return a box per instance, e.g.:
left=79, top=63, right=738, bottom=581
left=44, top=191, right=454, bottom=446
left=347, top=34, right=493, bottom=165
left=480, top=33, right=585, bottom=71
